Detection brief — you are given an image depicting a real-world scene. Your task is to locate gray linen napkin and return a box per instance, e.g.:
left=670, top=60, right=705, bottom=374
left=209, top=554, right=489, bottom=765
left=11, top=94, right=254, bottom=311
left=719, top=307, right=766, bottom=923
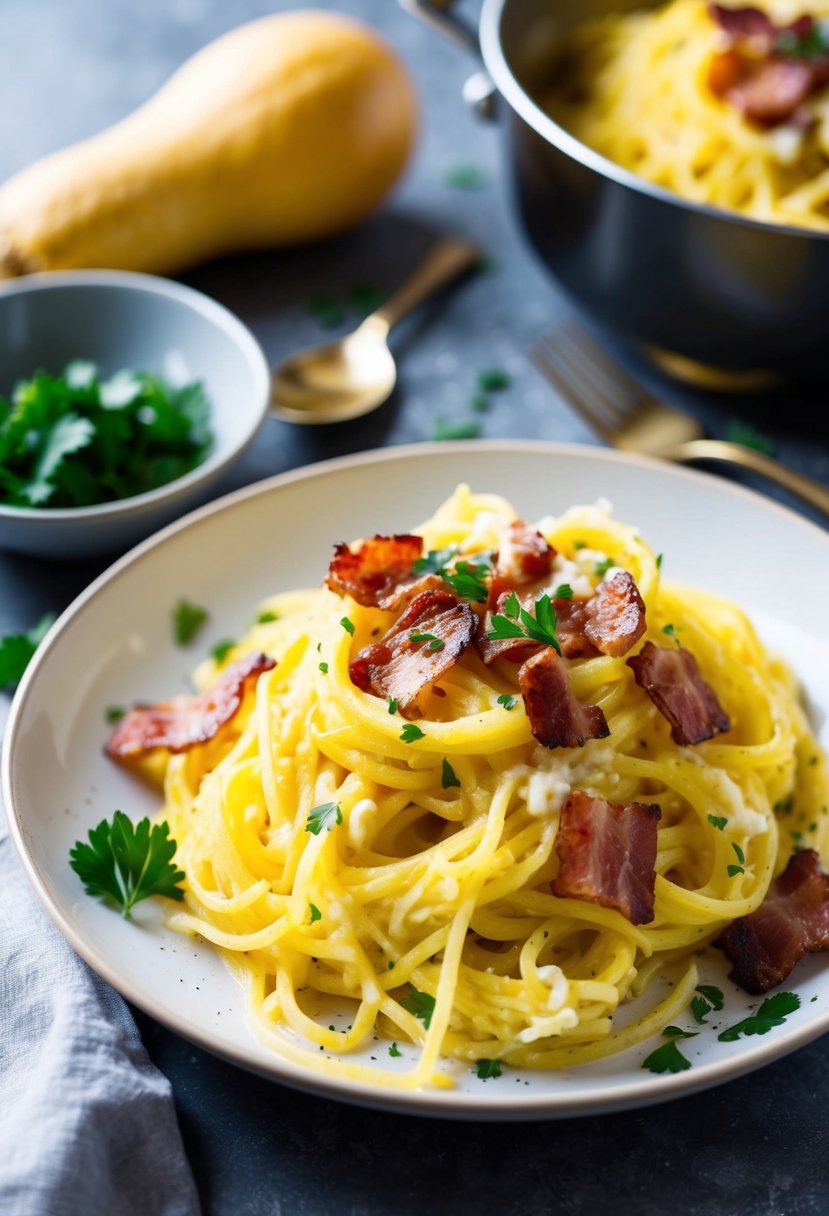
left=0, top=801, right=202, bottom=1216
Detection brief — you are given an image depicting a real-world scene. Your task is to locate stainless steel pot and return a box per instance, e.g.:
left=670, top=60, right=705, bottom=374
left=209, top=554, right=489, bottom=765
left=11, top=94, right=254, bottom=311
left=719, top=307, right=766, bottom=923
left=406, top=0, right=829, bottom=384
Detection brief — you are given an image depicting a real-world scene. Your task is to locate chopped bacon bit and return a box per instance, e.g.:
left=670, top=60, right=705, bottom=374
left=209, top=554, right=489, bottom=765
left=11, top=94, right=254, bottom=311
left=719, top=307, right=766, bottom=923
left=627, top=642, right=730, bottom=745
left=349, top=589, right=475, bottom=719
left=583, top=572, right=646, bottom=658
left=496, top=520, right=557, bottom=583
left=553, top=596, right=600, bottom=660
left=552, top=790, right=661, bottom=924
left=325, top=534, right=423, bottom=607
left=716, top=849, right=829, bottom=993
left=707, top=6, right=829, bottom=127
left=518, top=647, right=609, bottom=749
left=376, top=573, right=446, bottom=614
left=105, top=652, right=275, bottom=759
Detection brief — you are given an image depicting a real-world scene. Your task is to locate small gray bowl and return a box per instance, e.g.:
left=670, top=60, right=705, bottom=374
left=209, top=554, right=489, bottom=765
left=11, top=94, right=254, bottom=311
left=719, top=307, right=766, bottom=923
left=0, top=270, right=271, bottom=558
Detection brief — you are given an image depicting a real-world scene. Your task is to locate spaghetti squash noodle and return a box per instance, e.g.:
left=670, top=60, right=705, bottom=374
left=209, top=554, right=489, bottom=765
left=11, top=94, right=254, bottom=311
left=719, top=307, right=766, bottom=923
left=138, top=487, right=828, bottom=1089
left=544, top=0, right=829, bottom=230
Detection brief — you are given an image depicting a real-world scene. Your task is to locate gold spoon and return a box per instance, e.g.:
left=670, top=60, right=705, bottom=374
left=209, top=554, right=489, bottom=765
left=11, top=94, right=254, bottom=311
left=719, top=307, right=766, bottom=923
left=270, top=236, right=481, bottom=424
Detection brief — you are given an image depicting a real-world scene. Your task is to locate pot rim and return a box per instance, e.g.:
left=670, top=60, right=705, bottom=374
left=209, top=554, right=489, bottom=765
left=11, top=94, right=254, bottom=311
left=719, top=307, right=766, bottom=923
left=479, top=0, right=829, bottom=242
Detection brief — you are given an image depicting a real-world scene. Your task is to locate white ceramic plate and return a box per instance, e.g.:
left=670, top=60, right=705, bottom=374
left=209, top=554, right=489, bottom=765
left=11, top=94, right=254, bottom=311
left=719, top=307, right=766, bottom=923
left=5, top=441, right=829, bottom=1119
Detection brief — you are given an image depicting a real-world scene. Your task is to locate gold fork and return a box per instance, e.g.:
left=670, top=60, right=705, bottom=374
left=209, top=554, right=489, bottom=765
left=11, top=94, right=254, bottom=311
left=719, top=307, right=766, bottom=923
left=532, top=320, right=829, bottom=518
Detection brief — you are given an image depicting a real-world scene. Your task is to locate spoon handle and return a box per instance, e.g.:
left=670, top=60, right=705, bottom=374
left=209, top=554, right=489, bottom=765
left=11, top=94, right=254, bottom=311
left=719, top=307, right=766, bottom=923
left=367, top=236, right=482, bottom=334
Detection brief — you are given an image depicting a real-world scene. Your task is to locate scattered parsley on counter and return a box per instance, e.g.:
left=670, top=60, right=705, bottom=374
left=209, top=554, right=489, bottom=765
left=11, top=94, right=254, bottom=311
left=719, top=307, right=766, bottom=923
left=0, top=612, right=55, bottom=687
left=305, top=292, right=344, bottom=328
left=173, top=598, right=208, bottom=645
left=473, top=1058, right=502, bottom=1080
left=401, top=985, right=436, bottom=1029
left=432, top=418, right=482, bottom=442
left=0, top=361, right=212, bottom=508
left=400, top=723, right=425, bottom=743
left=724, top=419, right=776, bottom=457
left=69, top=811, right=184, bottom=919
left=476, top=368, right=511, bottom=392
left=487, top=591, right=561, bottom=654
left=642, top=1025, right=697, bottom=1073
left=441, top=759, right=460, bottom=789
left=211, top=639, right=235, bottom=664
left=718, top=992, right=800, bottom=1041
left=443, top=163, right=489, bottom=190
left=349, top=282, right=387, bottom=318
left=305, top=802, right=343, bottom=836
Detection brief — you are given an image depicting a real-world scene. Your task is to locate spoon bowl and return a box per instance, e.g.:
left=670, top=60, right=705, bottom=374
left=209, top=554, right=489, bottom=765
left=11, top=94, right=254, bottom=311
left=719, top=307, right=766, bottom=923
left=270, top=237, right=481, bottom=424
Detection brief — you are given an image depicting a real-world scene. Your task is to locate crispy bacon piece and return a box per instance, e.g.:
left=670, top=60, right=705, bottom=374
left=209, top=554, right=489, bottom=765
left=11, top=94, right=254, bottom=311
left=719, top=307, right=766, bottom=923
left=627, top=642, right=730, bottom=745
left=325, top=534, right=423, bottom=607
left=552, top=790, right=661, bottom=924
left=348, top=589, right=475, bottom=719
left=583, top=572, right=646, bottom=658
left=707, top=6, right=829, bottom=127
left=105, top=652, right=275, bottom=759
left=496, top=520, right=557, bottom=583
left=716, top=849, right=829, bottom=993
left=518, top=647, right=609, bottom=749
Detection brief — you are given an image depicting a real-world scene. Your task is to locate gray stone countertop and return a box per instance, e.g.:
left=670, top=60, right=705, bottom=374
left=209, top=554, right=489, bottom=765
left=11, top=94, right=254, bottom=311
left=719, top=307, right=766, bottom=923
left=1, top=1, right=828, bottom=1213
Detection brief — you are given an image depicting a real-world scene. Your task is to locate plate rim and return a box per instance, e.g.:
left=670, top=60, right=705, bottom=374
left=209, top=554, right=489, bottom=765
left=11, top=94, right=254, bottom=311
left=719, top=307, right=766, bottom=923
left=5, top=438, right=829, bottom=1119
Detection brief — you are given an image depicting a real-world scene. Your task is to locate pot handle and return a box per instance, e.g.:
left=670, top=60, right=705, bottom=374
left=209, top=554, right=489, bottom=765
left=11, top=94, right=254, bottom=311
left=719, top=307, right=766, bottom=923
left=398, top=0, right=498, bottom=119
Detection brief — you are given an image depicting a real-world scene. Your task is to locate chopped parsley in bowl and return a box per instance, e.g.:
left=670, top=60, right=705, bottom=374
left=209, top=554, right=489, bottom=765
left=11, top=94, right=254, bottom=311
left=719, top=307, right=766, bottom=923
left=0, top=270, right=270, bottom=558
left=0, top=361, right=213, bottom=509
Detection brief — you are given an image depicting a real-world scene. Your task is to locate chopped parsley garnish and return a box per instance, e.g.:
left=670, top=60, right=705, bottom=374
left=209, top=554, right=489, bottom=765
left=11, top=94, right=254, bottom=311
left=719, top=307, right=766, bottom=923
left=691, top=984, right=724, bottom=1025
left=707, top=814, right=728, bottom=832
left=727, top=842, right=746, bottom=878
left=552, top=583, right=573, bottom=600
left=340, top=616, right=355, bottom=636
left=0, top=612, right=55, bottom=687
left=594, top=557, right=615, bottom=577
left=105, top=705, right=126, bottom=724
left=473, top=1058, right=502, bottom=1080
left=724, top=419, right=776, bottom=457
left=443, top=163, right=489, bottom=190
left=211, top=639, right=235, bottom=664
left=573, top=541, right=587, bottom=550
left=718, top=992, right=800, bottom=1041
left=401, top=985, right=436, bottom=1028
left=410, top=630, right=444, bottom=652
left=656, top=553, right=664, bottom=570
left=318, top=661, right=329, bottom=674
left=441, top=758, right=460, bottom=789
left=173, top=598, right=208, bottom=646
left=496, top=693, right=517, bottom=710
left=400, top=723, right=425, bottom=743
left=0, top=362, right=212, bottom=509
left=662, top=624, right=677, bottom=640
left=306, top=291, right=344, bottom=328
left=387, top=697, right=398, bottom=715
left=469, top=392, right=490, bottom=413
left=486, top=590, right=561, bottom=654
left=774, top=797, right=794, bottom=816
left=389, top=1042, right=402, bottom=1057
left=349, top=281, right=387, bottom=318
left=69, top=811, right=184, bottom=919
left=476, top=368, right=511, bottom=392
left=255, top=610, right=278, bottom=624
left=642, top=1025, right=697, bottom=1073
left=309, top=902, right=322, bottom=924
left=412, top=545, right=493, bottom=603
left=432, top=417, right=482, bottom=442
left=305, top=802, right=343, bottom=835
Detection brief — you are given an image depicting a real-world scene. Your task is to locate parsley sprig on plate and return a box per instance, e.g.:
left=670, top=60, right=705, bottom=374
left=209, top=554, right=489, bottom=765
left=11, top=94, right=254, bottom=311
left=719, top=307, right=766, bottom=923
left=69, top=811, right=185, bottom=918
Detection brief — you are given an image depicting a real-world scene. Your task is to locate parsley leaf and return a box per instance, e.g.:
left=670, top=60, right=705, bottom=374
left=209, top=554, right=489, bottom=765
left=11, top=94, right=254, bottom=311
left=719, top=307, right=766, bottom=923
left=173, top=598, right=208, bottom=646
left=105, top=705, right=126, bottom=724
left=400, top=723, right=425, bottom=743
left=69, top=811, right=184, bottom=918
left=692, top=983, right=725, bottom=1024
left=476, top=368, right=511, bottom=392
left=432, top=417, right=482, bottom=442
left=443, top=163, right=488, bottom=190
left=389, top=1042, right=402, bottom=1058
left=552, top=583, right=573, bottom=600
left=473, top=1058, right=502, bottom=1080
left=309, top=902, right=322, bottom=924
left=708, top=814, right=728, bottom=831
left=696, top=985, right=724, bottom=1010
left=441, top=758, right=460, bottom=789
left=412, top=546, right=493, bottom=603
left=727, top=841, right=746, bottom=877
left=401, top=985, right=436, bottom=1028
left=642, top=1039, right=693, bottom=1074
left=305, top=802, right=343, bottom=835
left=486, top=592, right=561, bottom=654
left=724, top=419, right=776, bottom=457
left=718, top=992, right=801, bottom=1041
left=211, top=639, right=235, bottom=664
left=497, top=693, right=517, bottom=710
left=410, top=630, right=445, bottom=652
left=0, top=612, right=54, bottom=687
left=318, top=661, right=329, bottom=674
left=256, top=610, right=278, bottom=624
left=594, top=557, right=615, bottom=577
left=387, top=697, right=398, bottom=715
left=340, top=616, right=355, bottom=636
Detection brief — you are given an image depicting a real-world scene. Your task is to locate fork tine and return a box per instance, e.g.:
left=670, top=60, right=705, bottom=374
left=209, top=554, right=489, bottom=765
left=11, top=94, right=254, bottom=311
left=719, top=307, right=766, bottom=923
left=530, top=341, right=619, bottom=444
left=547, top=321, right=642, bottom=420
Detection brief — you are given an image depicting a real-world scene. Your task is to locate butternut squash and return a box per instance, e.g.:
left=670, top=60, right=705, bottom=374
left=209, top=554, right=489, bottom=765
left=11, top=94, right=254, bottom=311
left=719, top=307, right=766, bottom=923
left=0, top=11, right=418, bottom=278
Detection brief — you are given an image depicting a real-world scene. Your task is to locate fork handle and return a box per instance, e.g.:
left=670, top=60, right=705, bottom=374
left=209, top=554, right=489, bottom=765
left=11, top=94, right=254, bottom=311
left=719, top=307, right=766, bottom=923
left=666, top=439, right=829, bottom=518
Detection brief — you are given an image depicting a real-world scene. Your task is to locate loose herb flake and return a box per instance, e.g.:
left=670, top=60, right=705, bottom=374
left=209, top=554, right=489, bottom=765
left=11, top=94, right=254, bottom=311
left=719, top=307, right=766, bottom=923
left=441, top=758, right=460, bottom=789
left=389, top=1042, right=402, bottom=1057
left=400, top=723, right=425, bottom=743
left=496, top=693, right=517, bottom=710
left=642, top=1038, right=693, bottom=1074
left=401, top=985, right=436, bottom=1028
left=473, top=1058, right=502, bottom=1080
left=724, top=419, right=776, bottom=457
left=718, top=992, right=800, bottom=1041
left=476, top=368, right=511, bottom=392
left=387, top=697, right=398, bottom=715
left=211, top=639, right=235, bottom=664
left=432, top=417, right=482, bottom=442
left=340, top=616, right=355, bottom=636
left=173, top=599, right=208, bottom=646
left=0, top=612, right=55, bottom=687
left=486, top=592, right=561, bottom=654
left=309, top=902, right=322, bottom=924
left=305, top=802, right=343, bottom=836
left=105, top=705, right=126, bottom=724
left=256, top=610, right=278, bottom=624
left=707, top=814, right=728, bottom=832
left=443, top=163, right=489, bottom=190
left=410, top=630, right=445, bottom=652
left=69, top=811, right=184, bottom=918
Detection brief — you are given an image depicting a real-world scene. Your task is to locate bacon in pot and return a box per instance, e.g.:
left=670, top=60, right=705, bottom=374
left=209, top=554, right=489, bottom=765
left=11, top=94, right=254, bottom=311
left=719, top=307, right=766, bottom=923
left=349, top=589, right=475, bottom=718
left=627, top=641, right=730, bottom=745
left=518, top=647, right=609, bottom=749
left=552, top=790, right=661, bottom=924
left=716, top=849, right=829, bottom=993
left=106, top=652, right=275, bottom=758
